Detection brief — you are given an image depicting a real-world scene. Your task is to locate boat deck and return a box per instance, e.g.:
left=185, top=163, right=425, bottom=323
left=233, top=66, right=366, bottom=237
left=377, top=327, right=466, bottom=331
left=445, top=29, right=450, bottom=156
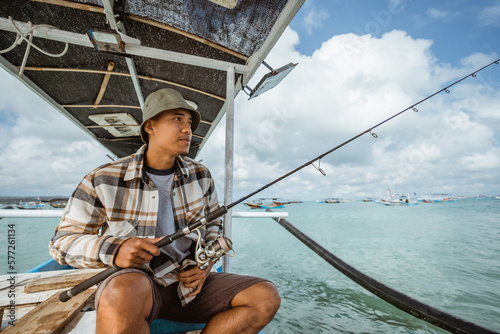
left=0, top=268, right=207, bottom=334
left=0, top=268, right=104, bottom=333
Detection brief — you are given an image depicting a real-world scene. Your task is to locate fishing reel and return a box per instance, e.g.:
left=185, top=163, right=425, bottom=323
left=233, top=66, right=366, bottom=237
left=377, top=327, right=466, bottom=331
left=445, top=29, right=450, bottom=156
left=195, top=229, right=234, bottom=270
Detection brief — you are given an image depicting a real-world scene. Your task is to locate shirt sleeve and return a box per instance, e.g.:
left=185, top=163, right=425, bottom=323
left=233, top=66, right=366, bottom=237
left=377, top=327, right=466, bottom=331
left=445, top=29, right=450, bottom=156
left=48, top=174, right=129, bottom=268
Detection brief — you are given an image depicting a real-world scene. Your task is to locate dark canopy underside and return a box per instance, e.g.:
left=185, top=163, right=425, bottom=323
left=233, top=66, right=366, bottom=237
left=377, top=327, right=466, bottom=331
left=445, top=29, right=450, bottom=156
left=0, top=0, right=296, bottom=158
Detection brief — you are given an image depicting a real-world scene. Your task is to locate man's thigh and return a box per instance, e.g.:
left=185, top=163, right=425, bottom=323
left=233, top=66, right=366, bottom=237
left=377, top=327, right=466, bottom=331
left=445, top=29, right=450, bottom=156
left=95, top=268, right=156, bottom=323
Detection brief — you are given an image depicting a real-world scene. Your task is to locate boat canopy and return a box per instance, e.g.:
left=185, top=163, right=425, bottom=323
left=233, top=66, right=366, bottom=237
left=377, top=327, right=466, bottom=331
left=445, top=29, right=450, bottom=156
left=0, top=0, right=303, bottom=158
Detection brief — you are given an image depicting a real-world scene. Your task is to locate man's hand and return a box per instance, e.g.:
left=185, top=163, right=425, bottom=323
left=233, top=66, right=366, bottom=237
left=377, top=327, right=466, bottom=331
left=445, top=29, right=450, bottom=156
left=114, top=237, right=165, bottom=268
left=178, top=262, right=214, bottom=297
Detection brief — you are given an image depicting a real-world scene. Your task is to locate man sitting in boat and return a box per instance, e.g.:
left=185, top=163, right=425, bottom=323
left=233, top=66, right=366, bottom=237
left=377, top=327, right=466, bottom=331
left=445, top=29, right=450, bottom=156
left=49, top=88, right=280, bottom=334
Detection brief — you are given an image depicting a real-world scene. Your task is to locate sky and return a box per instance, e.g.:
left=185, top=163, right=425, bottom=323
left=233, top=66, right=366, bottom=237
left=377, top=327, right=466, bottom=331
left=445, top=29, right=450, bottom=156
left=1, top=0, right=500, bottom=201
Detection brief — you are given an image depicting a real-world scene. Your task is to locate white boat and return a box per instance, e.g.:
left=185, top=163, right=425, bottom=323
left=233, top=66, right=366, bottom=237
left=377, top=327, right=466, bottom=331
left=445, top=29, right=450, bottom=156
left=323, top=198, right=343, bottom=203
left=16, top=201, right=45, bottom=210
left=375, top=189, right=418, bottom=206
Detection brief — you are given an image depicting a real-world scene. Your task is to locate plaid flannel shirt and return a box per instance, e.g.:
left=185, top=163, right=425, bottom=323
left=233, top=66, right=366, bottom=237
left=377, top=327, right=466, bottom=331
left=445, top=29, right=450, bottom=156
left=49, top=144, right=222, bottom=305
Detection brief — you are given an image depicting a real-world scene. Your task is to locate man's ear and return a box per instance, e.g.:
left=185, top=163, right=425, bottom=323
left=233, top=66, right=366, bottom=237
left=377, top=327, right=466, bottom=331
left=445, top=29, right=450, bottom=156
left=144, top=119, right=154, bottom=135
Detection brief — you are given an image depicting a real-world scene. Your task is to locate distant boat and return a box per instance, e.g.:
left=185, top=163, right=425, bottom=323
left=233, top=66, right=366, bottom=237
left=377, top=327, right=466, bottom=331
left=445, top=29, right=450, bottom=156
left=375, top=189, right=418, bottom=206
left=265, top=202, right=285, bottom=209
left=475, top=195, right=489, bottom=200
left=419, top=193, right=458, bottom=203
left=244, top=200, right=263, bottom=209
left=282, top=199, right=302, bottom=204
left=317, top=198, right=343, bottom=203
left=363, top=197, right=375, bottom=202
left=49, top=198, right=68, bottom=208
left=17, top=201, right=44, bottom=210
left=244, top=198, right=285, bottom=209
left=495, top=195, right=500, bottom=200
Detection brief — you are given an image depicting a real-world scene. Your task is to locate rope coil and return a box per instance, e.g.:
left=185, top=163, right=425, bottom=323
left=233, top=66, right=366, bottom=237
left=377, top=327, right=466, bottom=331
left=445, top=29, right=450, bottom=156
left=0, top=16, right=69, bottom=75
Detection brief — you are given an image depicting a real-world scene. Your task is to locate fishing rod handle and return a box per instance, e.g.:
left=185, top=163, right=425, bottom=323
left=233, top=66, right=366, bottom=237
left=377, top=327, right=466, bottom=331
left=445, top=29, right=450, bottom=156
left=59, top=206, right=228, bottom=302
left=59, top=265, right=122, bottom=302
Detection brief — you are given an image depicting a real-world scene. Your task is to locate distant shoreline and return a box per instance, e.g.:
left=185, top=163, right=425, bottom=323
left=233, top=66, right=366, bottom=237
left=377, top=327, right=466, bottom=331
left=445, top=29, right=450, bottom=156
left=0, top=196, right=69, bottom=205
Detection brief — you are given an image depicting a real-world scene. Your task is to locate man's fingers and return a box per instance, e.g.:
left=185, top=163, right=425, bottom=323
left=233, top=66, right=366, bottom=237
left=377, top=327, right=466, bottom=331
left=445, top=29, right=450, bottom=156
left=135, top=249, right=154, bottom=262
left=145, top=236, right=166, bottom=245
left=139, top=237, right=163, bottom=256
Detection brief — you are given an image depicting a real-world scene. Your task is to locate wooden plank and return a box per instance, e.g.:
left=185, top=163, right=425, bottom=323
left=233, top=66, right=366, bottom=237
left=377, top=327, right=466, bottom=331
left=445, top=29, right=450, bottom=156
left=63, top=104, right=141, bottom=109
left=24, top=271, right=104, bottom=294
left=208, top=0, right=238, bottom=9
left=1, top=289, right=64, bottom=309
left=1, top=305, right=38, bottom=331
left=93, top=62, right=115, bottom=108
left=2, top=288, right=96, bottom=334
left=29, top=0, right=104, bottom=13
left=0, top=270, right=104, bottom=308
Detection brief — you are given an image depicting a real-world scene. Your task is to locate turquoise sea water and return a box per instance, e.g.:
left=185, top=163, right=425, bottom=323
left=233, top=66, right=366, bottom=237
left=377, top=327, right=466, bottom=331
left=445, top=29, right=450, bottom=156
left=1, top=198, right=499, bottom=333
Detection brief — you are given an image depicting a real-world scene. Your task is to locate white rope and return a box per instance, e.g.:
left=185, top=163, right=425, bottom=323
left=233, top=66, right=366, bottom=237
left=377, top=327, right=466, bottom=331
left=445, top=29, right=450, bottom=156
left=103, top=9, right=120, bottom=29
left=0, top=16, right=69, bottom=75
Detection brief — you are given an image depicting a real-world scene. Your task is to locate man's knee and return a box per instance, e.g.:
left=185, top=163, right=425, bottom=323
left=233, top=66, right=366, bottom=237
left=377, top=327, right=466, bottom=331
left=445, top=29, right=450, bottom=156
left=233, top=281, right=281, bottom=321
left=252, top=281, right=281, bottom=317
left=98, top=272, right=153, bottom=312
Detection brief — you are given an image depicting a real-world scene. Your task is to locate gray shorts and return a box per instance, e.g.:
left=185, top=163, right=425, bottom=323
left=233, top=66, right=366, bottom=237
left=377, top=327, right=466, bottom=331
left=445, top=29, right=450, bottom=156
left=95, top=268, right=269, bottom=324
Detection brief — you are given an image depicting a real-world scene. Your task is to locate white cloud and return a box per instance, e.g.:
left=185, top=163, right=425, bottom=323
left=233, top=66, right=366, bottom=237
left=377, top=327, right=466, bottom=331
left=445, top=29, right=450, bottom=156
left=0, top=70, right=111, bottom=196
left=460, top=148, right=500, bottom=172
left=1, top=27, right=499, bottom=200
left=199, top=28, right=500, bottom=200
left=303, top=7, right=329, bottom=34
left=426, top=8, right=449, bottom=19
left=478, top=4, right=500, bottom=27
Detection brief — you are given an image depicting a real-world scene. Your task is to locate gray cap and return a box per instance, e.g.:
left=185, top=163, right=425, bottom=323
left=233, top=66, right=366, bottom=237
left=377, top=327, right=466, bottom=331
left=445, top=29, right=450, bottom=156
left=140, top=88, right=201, bottom=143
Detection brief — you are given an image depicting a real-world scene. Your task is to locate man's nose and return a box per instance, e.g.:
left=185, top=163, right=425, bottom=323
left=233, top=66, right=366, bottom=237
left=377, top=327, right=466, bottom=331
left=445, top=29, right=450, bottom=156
left=182, top=121, right=192, bottom=134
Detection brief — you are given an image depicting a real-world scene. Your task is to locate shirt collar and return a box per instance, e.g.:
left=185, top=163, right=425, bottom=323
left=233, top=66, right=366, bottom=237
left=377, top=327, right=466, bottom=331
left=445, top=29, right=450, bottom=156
left=124, top=144, right=190, bottom=182
left=124, top=144, right=147, bottom=182
left=174, top=155, right=190, bottom=180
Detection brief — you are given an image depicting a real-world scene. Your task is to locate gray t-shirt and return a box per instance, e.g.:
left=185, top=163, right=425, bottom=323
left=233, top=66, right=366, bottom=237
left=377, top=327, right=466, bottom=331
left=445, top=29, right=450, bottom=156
left=145, top=164, right=191, bottom=264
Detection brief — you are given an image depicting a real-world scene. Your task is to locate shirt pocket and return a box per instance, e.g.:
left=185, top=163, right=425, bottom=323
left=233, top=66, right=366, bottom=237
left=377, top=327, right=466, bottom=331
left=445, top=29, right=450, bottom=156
left=103, top=219, right=139, bottom=238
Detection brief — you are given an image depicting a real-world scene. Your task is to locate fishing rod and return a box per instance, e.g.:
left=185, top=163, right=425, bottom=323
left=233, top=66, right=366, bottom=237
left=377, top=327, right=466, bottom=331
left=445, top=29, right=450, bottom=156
left=60, top=58, right=499, bottom=302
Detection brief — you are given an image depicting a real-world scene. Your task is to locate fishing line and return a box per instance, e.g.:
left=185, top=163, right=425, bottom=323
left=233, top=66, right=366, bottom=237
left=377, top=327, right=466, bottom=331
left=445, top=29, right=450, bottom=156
left=60, top=58, right=499, bottom=302
left=224, top=58, right=500, bottom=209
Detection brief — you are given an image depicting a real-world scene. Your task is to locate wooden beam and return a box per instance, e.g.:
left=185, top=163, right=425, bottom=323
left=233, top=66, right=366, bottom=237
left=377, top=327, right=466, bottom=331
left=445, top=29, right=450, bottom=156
left=208, top=0, right=238, bottom=9
left=93, top=61, right=115, bottom=108
left=29, top=0, right=104, bottom=13
left=63, top=104, right=141, bottom=109
left=29, top=0, right=248, bottom=60
left=21, top=66, right=226, bottom=101
left=2, top=288, right=96, bottom=334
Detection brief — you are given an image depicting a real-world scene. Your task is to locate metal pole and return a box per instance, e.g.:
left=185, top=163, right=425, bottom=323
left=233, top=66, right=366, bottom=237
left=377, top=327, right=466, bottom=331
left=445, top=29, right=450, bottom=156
left=223, top=65, right=235, bottom=273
